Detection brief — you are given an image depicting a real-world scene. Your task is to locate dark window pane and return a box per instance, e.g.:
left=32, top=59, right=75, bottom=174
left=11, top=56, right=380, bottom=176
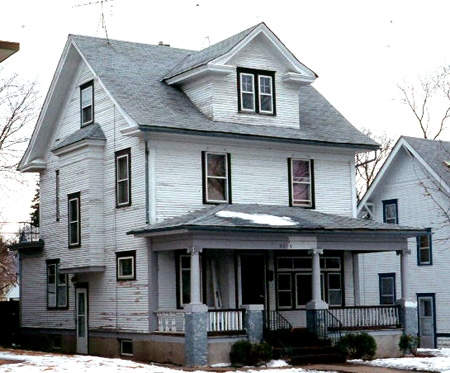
left=70, top=222, right=78, bottom=244
left=278, top=292, right=292, bottom=308
left=293, top=160, right=310, bottom=182
left=278, top=273, right=291, bottom=290
left=182, top=271, right=190, bottom=304
left=207, top=178, right=226, bottom=201
left=242, top=92, right=254, bottom=110
left=326, top=258, right=341, bottom=269
left=120, top=258, right=133, bottom=277
left=118, top=181, right=129, bottom=205
left=293, top=183, right=310, bottom=202
left=277, top=257, right=293, bottom=269
left=117, top=157, right=128, bottom=180
left=259, top=76, right=271, bottom=94
left=296, top=274, right=312, bottom=306
left=260, top=95, right=272, bottom=112
left=207, top=154, right=226, bottom=177
left=293, top=257, right=311, bottom=269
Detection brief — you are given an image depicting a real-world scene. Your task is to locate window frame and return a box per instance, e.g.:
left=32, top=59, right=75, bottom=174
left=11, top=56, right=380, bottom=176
left=382, top=199, right=398, bottom=224
left=47, top=260, right=68, bottom=310
left=68, top=192, right=81, bottom=248
left=417, top=228, right=433, bottom=266
left=175, top=250, right=203, bottom=309
left=80, top=81, right=94, bottom=127
left=237, top=67, right=276, bottom=115
left=288, top=158, right=315, bottom=208
left=379, top=273, right=396, bottom=305
left=202, top=151, right=232, bottom=204
left=115, top=148, right=132, bottom=207
left=120, top=339, right=133, bottom=356
left=116, top=251, right=136, bottom=281
left=275, top=253, right=343, bottom=310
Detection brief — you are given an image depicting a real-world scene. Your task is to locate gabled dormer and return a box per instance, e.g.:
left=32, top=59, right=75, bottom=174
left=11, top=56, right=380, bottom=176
left=162, top=23, right=317, bottom=129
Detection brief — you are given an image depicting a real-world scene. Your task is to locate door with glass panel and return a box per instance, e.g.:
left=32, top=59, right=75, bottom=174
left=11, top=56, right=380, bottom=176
left=417, top=294, right=436, bottom=348
left=76, top=287, right=88, bottom=354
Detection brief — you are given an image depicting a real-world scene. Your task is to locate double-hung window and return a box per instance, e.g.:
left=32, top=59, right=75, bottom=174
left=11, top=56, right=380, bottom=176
left=417, top=228, right=432, bottom=265
left=116, top=251, right=136, bottom=280
left=237, top=68, right=275, bottom=115
left=379, top=273, right=396, bottom=305
left=68, top=192, right=80, bottom=247
left=175, top=251, right=202, bottom=308
left=115, top=148, right=131, bottom=207
left=202, top=152, right=231, bottom=204
left=289, top=158, right=314, bottom=208
left=383, top=199, right=398, bottom=224
left=47, top=260, right=68, bottom=309
left=80, top=81, right=94, bottom=126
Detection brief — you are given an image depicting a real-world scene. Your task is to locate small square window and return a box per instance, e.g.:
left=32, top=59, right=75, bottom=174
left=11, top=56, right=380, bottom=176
left=120, top=339, right=133, bottom=356
left=116, top=251, right=136, bottom=281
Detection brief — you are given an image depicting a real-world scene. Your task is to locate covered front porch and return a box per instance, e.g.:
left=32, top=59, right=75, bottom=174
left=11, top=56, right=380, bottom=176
left=129, top=204, right=424, bottom=366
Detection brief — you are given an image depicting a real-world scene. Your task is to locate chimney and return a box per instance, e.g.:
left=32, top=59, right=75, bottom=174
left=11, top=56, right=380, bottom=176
left=158, top=41, right=170, bottom=47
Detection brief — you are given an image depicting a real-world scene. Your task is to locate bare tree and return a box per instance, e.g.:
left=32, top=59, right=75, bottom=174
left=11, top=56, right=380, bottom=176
left=356, top=128, right=394, bottom=200
left=398, top=66, right=450, bottom=140
left=0, top=237, right=18, bottom=300
left=0, top=66, right=39, bottom=174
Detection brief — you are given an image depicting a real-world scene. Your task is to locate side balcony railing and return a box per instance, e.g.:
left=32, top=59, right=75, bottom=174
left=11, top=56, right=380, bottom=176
left=328, top=305, right=401, bottom=329
left=155, top=309, right=245, bottom=334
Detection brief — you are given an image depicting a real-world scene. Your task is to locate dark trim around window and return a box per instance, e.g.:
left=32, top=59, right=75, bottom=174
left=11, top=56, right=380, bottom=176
left=202, top=151, right=232, bottom=204
left=382, top=199, right=398, bottom=224
left=237, top=67, right=276, bottom=116
left=80, top=80, right=94, bottom=127
left=115, top=148, right=132, bottom=208
left=417, top=228, right=433, bottom=266
left=46, top=259, right=69, bottom=310
left=288, top=158, right=315, bottom=209
left=68, top=192, right=81, bottom=248
left=116, top=250, right=136, bottom=281
left=379, top=272, right=396, bottom=305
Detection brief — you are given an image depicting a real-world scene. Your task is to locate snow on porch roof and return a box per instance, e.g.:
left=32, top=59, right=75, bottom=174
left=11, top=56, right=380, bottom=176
left=127, top=204, right=425, bottom=237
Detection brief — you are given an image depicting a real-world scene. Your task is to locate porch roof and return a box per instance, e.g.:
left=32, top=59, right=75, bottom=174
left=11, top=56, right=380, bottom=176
left=127, top=204, right=424, bottom=237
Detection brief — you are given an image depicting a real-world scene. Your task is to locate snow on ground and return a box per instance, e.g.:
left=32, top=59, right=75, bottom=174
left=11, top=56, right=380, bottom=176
left=2, top=348, right=450, bottom=372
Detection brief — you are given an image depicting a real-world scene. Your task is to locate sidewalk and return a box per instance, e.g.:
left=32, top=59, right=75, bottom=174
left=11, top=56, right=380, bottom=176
left=302, top=362, right=433, bottom=373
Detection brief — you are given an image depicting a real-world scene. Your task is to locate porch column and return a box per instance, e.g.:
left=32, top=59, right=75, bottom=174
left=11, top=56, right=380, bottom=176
left=185, top=247, right=208, bottom=366
left=306, top=249, right=328, bottom=310
left=397, top=248, right=418, bottom=337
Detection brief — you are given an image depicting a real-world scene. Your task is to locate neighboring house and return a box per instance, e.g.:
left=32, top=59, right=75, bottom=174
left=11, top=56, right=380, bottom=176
left=0, top=40, right=19, bottom=63
left=358, top=136, right=450, bottom=349
left=16, top=23, right=423, bottom=366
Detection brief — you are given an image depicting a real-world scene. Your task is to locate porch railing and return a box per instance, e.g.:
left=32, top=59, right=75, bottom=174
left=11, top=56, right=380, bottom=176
left=155, top=309, right=245, bottom=333
left=264, top=310, right=292, bottom=331
left=328, top=305, right=401, bottom=329
left=208, top=309, right=245, bottom=332
left=314, top=309, right=342, bottom=345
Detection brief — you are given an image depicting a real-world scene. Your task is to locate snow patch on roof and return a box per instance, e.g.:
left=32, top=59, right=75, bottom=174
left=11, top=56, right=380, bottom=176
left=216, top=211, right=298, bottom=226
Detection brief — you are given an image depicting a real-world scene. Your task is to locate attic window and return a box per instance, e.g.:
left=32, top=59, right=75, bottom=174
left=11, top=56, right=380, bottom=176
left=237, top=67, right=276, bottom=115
left=80, top=81, right=94, bottom=127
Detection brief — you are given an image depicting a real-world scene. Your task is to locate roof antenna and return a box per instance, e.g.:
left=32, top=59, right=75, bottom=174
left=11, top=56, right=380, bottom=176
left=72, top=0, right=114, bottom=43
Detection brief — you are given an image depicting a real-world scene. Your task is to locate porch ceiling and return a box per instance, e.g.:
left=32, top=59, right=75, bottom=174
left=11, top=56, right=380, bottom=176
left=128, top=204, right=425, bottom=252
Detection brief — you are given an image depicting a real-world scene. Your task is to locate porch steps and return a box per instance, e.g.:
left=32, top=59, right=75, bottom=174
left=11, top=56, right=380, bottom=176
left=265, top=328, right=346, bottom=365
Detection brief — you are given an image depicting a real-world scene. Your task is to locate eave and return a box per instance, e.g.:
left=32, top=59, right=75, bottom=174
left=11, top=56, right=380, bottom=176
left=0, top=40, right=19, bottom=63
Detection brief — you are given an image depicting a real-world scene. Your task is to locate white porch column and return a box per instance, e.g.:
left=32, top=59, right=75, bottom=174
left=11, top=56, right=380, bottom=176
left=306, top=248, right=328, bottom=310
left=398, top=249, right=411, bottom=301
left=187, top=246, right=202, bottom=304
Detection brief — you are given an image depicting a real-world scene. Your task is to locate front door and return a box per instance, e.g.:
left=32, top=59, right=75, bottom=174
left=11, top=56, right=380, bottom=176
left=76, top=287, right=88, bottom=354
left=417, top=294, right=436, bottom=348
left=239, top=254, right=266, bottom=305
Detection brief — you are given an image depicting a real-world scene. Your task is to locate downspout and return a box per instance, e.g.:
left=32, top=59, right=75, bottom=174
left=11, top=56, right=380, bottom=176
left=144, top=136, right=156, bottom=225
left=145, top=139, right=150, bottom=224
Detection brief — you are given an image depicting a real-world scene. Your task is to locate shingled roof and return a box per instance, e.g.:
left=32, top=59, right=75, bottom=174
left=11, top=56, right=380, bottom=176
left=128, top=203, right=423, bottom=236
left=68, top=26, right=378, bottom=150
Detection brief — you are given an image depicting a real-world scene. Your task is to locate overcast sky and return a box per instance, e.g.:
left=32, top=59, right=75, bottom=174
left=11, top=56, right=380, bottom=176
left=1, top=0, right=450, bottom=229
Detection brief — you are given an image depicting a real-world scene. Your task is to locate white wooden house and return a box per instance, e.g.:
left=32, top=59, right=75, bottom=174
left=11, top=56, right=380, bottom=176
left=17, top=23, right=423, bottom=365
left=358, top=136, right=450, bottom=349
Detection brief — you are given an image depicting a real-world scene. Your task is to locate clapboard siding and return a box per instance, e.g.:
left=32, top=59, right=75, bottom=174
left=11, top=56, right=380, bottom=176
left=182, top=36, right=300, bottom=128
left=359, top=147, right=450, bottom=336
left=153, top=136, right=354, bottom=219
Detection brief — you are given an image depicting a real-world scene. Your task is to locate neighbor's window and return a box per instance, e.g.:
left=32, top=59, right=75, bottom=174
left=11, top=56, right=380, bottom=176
left=237, top=68, right=275, bottom=115
left=47, top=260, right=68, bottom=309
left=116, top=251, right=136, bottom=281
left=417, top=228, right=432, bottom=266
left=68, top=192, right=80, bottom=247
left=379, top=273, right=396, bottom=305
left=115, top=148, right=131, bottom=207
left=289, top=158, right=314, bottom=208
left=202, top=152, right=231, bottom=204
left=382, top=199, right=398, bottom=224
left=80, top=81, right=94, bottom=126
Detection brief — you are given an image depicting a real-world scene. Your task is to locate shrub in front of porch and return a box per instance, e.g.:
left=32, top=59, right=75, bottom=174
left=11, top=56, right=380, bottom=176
left=229, top=340, right=273, bottom=366
left=336, top=332, right=377, bottom=360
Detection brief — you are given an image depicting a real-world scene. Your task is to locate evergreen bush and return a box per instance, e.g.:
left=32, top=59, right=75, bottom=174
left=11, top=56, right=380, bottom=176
left=336, top=332, right=377, bottom=360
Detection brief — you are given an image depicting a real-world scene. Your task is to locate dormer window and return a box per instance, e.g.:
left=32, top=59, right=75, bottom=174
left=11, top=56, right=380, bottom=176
left=80, top=81, right=94, bottom=126
left=237, top=68, right=275, bottom=115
